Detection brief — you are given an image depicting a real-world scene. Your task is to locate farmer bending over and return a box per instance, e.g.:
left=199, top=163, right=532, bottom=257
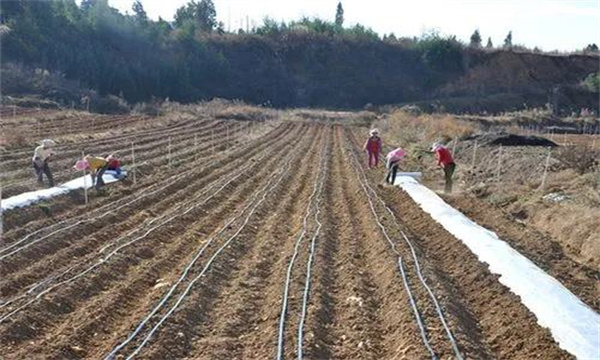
left=431, top=143, right=456, bottom=193
left=83, top=155, right=109, bottom=190
left=106, top=154, right=125, bottom=179
left=385, top=147, right=405, bottom=185
left=32, top=139, right=56, bottom=187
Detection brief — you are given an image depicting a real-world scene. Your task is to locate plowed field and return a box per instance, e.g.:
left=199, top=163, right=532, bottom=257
left=1, top=110, right=591, bottom=359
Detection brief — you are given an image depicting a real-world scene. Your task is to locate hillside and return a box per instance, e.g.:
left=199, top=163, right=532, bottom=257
left=0, top=1, right=598, bottom=112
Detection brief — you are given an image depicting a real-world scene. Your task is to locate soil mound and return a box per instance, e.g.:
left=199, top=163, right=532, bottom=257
left=467, top=133, right=558, bottom=147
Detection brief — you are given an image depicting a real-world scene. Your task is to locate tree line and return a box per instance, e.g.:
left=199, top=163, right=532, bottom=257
left=0, top=0, right=597, bottom=109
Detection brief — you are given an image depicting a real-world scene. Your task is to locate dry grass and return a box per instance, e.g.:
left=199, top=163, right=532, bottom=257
left=179, top=99, right=280, bottom=122
left=376, top=110, right=476, bottom=148
left=531, top=203, right=600, bottom=268
left=284, top=109, right=376, bottom=126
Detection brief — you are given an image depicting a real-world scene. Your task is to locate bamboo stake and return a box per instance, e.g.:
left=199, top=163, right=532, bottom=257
left=452, top=140, right=458, bottom=157
left=195, top=134, right=198, bottom=161
left=168, top=137, right=172, bottom=168
left=471, top=141, right=478, bottom=168
left=212, top=130, right=215, bottom=154
left=540, top=147, right=552, bottom=191
left=495, top=145, right=503, bottom=182
left=81, top=151, right=89, bottom=208
left=131, top=142, right=137, bottom=185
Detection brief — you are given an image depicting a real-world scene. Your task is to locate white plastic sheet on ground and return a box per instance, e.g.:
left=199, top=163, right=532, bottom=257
left=395, top=175, right=600, bottom=360
left=1, top=170, right=126, bottom=211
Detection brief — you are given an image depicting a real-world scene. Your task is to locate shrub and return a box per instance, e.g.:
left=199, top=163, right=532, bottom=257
left=132, top=101, right=164, bottom=116
left=582, top=73, right=599, bottom=93
left=555, top=146, right=600, bottom=175
left=90, top=94, right=130, bottom=114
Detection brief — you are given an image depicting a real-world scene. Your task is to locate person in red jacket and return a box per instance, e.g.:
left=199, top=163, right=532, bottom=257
left=363, top=129, right=382, bottom=168
left=431, top=142, right=456, bottom=193
left=106, top=154, right=125, bottom=179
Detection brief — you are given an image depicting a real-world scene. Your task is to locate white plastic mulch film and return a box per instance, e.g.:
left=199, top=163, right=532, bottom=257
left=395, top=175, right=600, bottom=360
left=2, top=170, right=126, bottom=211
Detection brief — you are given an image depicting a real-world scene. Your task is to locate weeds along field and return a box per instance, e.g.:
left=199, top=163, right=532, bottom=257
left=373, top=109, right=600, bottom=273
left=0, top=102, right=597, bottom=359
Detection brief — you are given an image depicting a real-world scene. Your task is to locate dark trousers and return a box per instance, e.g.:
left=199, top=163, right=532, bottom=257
left=386, top=163, right=399, bottom=184
left=92, top=166, right=108, bottom=189
left=443, top=163, right=456, bottom=193
left=33, top=160, right=54, bottom=187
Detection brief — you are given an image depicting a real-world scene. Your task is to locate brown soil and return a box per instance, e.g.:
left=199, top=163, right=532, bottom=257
left=0, top=109, right=584, bottom=359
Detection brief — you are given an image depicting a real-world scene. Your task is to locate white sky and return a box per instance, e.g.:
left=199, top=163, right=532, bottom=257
left=105, top=0, right=599, bottom=51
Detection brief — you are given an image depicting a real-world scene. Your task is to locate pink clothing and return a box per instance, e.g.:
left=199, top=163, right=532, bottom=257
left=386, top=148, right=405, bottom=163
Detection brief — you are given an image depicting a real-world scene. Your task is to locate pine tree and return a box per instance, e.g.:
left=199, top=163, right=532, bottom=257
left=132, top=0, right=147, bottom=23
left=197, top=0, right=217, bottom=32
left=585, top=43, right=599, bottom=53
left=80, top=0, right=97, bottom=12
left=335, top=2, right=344, bottom=27
left=503, top=31, right=513, bottom=49
left=486, top=37, right=493, bottom=49
left=469, top=29, right=481, bottom=47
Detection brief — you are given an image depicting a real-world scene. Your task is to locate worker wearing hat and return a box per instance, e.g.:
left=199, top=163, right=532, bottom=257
left=431, top=142, right=456, bottom=193
left=32, top=139, right=56, bottom=187
left=385, top=147, right=406, bottom=185
left=363, top=128, right=382, bottom=168
left=83, top=155, right=109, bottom=190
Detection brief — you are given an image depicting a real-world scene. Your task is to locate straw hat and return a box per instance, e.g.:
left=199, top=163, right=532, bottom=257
left=40, top=139, right=56, bottom=147
left=431, top=142, right=442, bottom=151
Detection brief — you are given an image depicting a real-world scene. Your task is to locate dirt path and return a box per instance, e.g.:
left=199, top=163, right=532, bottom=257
left=0, top=119, right=583, bottom=359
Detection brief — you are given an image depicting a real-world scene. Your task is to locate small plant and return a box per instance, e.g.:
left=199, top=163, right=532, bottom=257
left=37, top=202, right=52, bottom=216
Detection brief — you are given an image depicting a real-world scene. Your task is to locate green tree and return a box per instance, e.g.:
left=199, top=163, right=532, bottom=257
left=196, top=0, right=216, bottom=32
left=132, top=0, right=147, bottom=23
left=486, top=37, right=493, bottom=49
left=80, top=0, right=97, bottom=12
left=585, top=43, right=598, bottom=53
left=335, top=2, right=344, bottom=27
left=469, top=29, right=481, bottom=47
left=174, top=0, right=216, bottom=32
left=583, top=73, right=599, bottom=92
left=503, top=31, right=512, bottom=49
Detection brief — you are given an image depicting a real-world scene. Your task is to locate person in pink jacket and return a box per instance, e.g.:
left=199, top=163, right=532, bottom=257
left=385, top=147, right=405, bottom=184
left=363, top=129, right=382, bottom=168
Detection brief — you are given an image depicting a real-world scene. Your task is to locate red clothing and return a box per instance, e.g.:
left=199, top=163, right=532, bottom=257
left=107, top=158, right=121, bottom=170
left=364, top=136, right=382, bottom=153
left=435, top=147, right=454, bottom=166
left=368, top=152, right=379, bottom=168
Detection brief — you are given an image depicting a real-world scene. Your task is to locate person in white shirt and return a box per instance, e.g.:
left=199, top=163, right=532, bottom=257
left=32, top=139, right=56, bottom=187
